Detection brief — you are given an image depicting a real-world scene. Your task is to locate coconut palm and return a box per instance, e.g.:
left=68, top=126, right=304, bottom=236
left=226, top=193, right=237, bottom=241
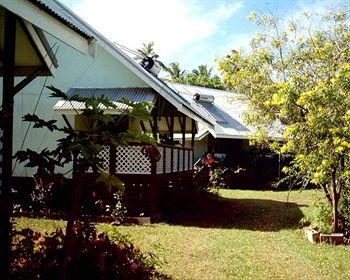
left=187, top=64, right=224, bottom=90
left=134, top=41, right=158, bottom=60
left=191, top=65, right=213, bottom=78
left=163, top=62, right=187, bottom=83
left=134, top=41, right=166, bottom=70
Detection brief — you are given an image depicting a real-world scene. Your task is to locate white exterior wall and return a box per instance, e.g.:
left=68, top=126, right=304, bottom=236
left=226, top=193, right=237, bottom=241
left=0, top=33, right=148, bottom=177
left=185, top=135, right=209, bottom=164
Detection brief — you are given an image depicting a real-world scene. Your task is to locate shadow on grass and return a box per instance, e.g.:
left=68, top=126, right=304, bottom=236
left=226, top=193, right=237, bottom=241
left=163, top=192, right=307, bottom=231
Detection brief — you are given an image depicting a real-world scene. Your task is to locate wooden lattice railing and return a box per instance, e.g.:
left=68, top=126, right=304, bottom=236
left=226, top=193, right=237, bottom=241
left=88, top=144, right=193, bottom=175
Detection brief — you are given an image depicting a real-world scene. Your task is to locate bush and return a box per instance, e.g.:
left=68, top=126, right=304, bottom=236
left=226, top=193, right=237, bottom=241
left=304, top=189, right=350, bottom=236
left=11, top=222, right=166, bottom=279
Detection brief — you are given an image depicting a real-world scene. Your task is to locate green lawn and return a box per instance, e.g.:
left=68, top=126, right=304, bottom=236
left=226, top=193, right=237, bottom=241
left=15, top=189, right=350, bottom=280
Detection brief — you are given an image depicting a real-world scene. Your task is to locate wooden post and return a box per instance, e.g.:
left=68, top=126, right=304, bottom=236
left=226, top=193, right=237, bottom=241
left=170, top=116, right=174, bottom=173
left=163, top=146, right=166, bottom=174
left=188, top=149, right=190, bottom=170
left=177, top=148, right=180, bottom=172
left=191, top=119, right=196, bottom=170
left=208, top=133, right=214, bottom=153
left=0, top=11, right=16, bottom=279
left=149, top=156, right=158, bottom=216
left=151, top=99, right=159, bottom=141
left=191, top=119, right=196, bottom=149
left=109, top=145, right=116, bottom=174
left=181, top=117, right=186, bottom=171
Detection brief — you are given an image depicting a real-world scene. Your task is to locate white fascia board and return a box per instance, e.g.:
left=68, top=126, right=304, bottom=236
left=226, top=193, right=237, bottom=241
left=1, top=0, right=90, bottom=54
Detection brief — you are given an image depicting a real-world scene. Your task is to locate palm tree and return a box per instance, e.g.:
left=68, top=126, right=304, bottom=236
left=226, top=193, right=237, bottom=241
left=163, top=62, right=187, bottom=83
left=134, top=41, right=158, bottom=61
left=191, top=65, right=213, bottom=78
left=187, top=64, right=224, bottom=90
left=134, top=41, right=166, bottom=70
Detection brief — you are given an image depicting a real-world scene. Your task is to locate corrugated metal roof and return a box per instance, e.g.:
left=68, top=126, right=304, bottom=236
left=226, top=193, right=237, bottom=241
left=54, top=87, right=156, bottom=113
left=167, top=83, right=217, bottom=124
left=168, top=82, right=253, bottom=139
left=30, top=0, right=93, bottom=38
left=67, top=87, right=156, bottom=102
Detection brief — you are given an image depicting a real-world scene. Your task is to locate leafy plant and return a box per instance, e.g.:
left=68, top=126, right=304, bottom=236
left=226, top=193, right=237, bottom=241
left=209, top=167, right=228, bottom=190
left=11, top=222, right=167, bottom=279
left=29, top=175, right=54, bottom=212
left=303, top=190, right=350, bottom=236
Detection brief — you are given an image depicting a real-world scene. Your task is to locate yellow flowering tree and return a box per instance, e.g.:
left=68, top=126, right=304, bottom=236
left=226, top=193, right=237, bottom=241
left=218, top=10, right=350, bottom=232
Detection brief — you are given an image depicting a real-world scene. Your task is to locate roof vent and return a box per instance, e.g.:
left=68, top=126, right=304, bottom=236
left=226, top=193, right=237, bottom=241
left=140, top=57, right=161, bottom=76
left=193, top=93, right=215, bottom=104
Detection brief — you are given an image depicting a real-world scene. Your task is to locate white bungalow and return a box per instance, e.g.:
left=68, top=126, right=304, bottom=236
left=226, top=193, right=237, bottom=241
left=0, top=0, right=214, bottom=217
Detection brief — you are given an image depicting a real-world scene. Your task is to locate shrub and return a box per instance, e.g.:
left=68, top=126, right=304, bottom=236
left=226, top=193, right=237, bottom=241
left=11, top=222, right=166, bottom=279
left=304, top=190, right=350, bottom=236
left=209, top=167, right=228, bottom=190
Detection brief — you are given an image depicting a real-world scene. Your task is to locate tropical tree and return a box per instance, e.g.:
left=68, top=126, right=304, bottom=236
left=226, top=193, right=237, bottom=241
left=186, top=64, right=225, bottom=90
left=134, top=41, right=166, bottom=69
left=134, top=41, right=159, bottom=60
left=191, top=64, right=213, bottom=78
left=163, top=62, right=187, bottom=83
left=218, top=10, right=350, bottom=232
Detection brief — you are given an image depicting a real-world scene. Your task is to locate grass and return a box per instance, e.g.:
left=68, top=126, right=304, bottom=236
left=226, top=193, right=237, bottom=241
left=15, top=189, right=350, bottom=280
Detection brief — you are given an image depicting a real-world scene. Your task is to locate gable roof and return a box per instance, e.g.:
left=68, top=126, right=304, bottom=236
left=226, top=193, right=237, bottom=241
left=24, top=0, right=214, bottom=128
left=168, top=83, right=253, bottom=139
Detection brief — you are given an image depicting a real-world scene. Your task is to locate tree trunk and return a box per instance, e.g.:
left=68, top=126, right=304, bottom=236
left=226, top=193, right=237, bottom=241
left=331, top=170, right=340, bottom=233
left=61, top=153, right=81, bottom=280
left=332, top=192, right=340, bottom=232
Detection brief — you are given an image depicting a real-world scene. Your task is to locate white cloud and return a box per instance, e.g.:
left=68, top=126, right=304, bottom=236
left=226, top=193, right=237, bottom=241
left=67, top=0, right=242, bottom=58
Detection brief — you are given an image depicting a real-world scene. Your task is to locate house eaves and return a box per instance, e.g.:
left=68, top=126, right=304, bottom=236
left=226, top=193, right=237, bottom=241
left=29, top=0, right=93, bottom=39
left=1, top=0, right=92, bottom=54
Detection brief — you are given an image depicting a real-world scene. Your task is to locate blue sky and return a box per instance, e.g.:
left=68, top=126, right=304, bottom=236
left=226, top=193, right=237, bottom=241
left=61, top=0, right=344, bottom=72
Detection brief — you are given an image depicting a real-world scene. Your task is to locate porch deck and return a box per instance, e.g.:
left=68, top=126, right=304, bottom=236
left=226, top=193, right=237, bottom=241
left=84, top=144, right=195, bottom=216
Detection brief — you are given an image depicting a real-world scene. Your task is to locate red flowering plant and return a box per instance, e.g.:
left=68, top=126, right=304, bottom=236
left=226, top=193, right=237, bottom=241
left=11, top=222, right=168, bottom=280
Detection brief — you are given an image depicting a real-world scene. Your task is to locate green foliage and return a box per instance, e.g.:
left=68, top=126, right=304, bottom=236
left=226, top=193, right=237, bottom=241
left=186, top=65, right=224, bottom=89
left=96, top=171, right=124, bottom=193
left=163, top=62, right=187, bottom=83
left=304, top=190, right=350, bottom=235
left=209, top=167, right=228, bottom=190
left=218, top=8, right=350, bottom=232
left=164, top=63, right=225, bottom=89
left=134, top=41, right=159, bottom=61
left=11, top=222, right=166, bottom=279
